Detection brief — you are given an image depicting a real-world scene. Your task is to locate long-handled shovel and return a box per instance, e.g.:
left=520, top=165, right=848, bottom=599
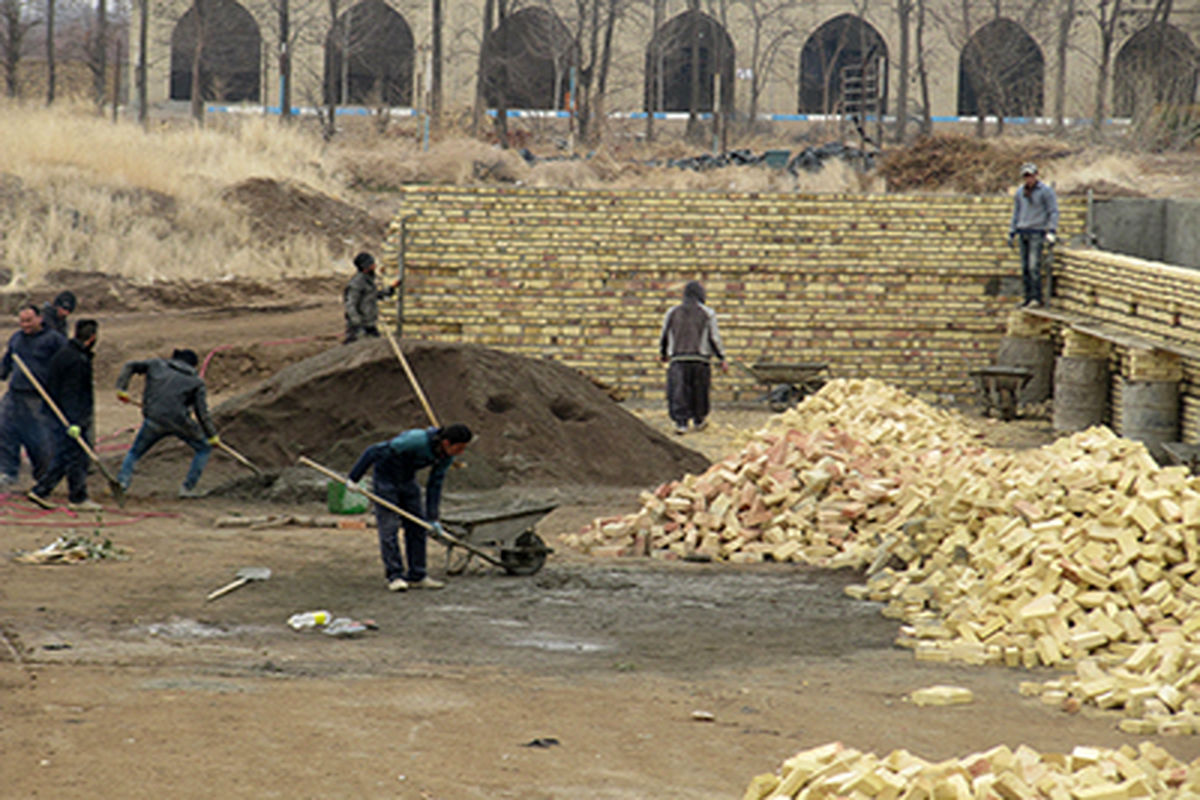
left=214, top=439, right=263, bottom=476
left=383, top=328, right=440, bottom=428
left=12, top=353, right=126, bottom=507
left=297, top=455, right=505, bottom=569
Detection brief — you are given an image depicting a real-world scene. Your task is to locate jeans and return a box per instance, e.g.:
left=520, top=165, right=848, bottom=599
left=666, top=360, right=712, bottom=428
left=34, top=424, right=91, bottom=503
left=0, top=390, right=55, bottom=483
left=374, top=480, right=428, bottom=582
left=1018, top=231, right=1045, bottom=304
left=118, top=418, right=212, bottom=490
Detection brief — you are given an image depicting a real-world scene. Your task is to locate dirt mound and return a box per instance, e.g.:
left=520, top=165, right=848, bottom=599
left=1059, top=178, right=1146, bottom=197
left=222, top=178, right=388, bottom=252
left=212, top=338, right=709, bottom=489
left=0, top=270, right=344, bottom=315
left=879, top=135, right=1073, bottom=193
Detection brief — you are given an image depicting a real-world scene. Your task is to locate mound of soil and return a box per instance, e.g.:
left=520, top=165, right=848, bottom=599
left=222, top=178, right=388, bottom=253
left=212, top=338, right=709, bottom=489
left=0, top=270, right=344, bottom=315
left=880, top=135, right=1073, bottom=194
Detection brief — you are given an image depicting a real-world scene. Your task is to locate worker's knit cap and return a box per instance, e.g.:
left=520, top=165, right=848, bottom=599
left=353, top=252, right=375, bottom=271
left=53, top=291, right=77, bottom=312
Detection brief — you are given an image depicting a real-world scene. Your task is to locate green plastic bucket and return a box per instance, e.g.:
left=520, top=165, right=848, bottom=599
left=327, top=480, right=369, bottom=514
left=763, top=149, right=791, bottom=169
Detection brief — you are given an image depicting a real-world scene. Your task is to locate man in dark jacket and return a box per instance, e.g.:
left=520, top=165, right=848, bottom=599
left=346, top=423, right=473, bottom=591
left=115, top=348, right=220, bottom=498
left=40, top=291, right=76, bottom=336
left=0, top=304, right=67, bottom=487
left=28, top=319, right=100, bottom=510
left=344, top=251, right=389, bottom=344
left=659, top=281, right=727, bottom=435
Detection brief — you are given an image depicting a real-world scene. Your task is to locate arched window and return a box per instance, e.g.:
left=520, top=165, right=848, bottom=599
left=480, top=7, right=578, bottom=110
left=957, top=19, right=1043, bottom=117
left=324, top=0, right=414, bottom=106
left=644, top=10, right=735, bottom=113
left=1114, top=23, right=1199, bottom=118
left=797, top=14, right=888, bottom=114
left=169, top=0, right=261, bottom=101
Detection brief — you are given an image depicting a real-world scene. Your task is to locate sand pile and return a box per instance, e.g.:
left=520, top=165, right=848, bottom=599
left=212, top=338, right=708, bottom=489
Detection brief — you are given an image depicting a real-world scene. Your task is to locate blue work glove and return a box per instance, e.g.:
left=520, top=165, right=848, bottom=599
left=429, top=521, right=446, bottom=539
left=66, top=424, right=81, bottom=439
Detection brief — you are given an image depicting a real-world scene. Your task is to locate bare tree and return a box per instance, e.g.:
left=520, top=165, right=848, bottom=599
left=87, top=0, right=107, bottom=107
left=1, top=0, right=40, bottom=97
left=915, top=0, right=932, bottom=134
left=894, top=0, right=912, bottom=141
left=644, top=0, right=661, bottom=140
left=735, top=0, right=800, bottom=126
left=1090, top=0, right=1121, bottom=139
left=45, top=0, right=54, bottom=102
left=1051, top=0, right=1077, bottom=131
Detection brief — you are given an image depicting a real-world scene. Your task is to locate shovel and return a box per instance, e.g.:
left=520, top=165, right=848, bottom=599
left=205, top=566, right=271, bottom=601
left=12, top=353, right=126, bottom=507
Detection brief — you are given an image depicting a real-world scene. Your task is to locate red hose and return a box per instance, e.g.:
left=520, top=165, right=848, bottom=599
left=0, top=494, right=178, bottom=527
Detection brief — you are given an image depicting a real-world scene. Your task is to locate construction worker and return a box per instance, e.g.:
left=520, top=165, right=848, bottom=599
left=40, top=290, right=76, bottom=336
left=28, top=319, right=100, bottom=511
left=0, top=304, right=67, bottom=489
left=343, top=251, right=395, bottom=344
left=660, top=280, right=727, bottom=435
left=115, top=348, right=220, bottom=498
left=346, top=423, right=473, bottom=592
left=1009, top=162, right=1059, bottom=308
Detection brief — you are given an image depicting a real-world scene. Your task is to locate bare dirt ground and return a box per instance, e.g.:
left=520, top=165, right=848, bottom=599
left=4, top=299, right=1200, bottom=800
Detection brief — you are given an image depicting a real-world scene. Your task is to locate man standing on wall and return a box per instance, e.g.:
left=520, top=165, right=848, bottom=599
left=659, top=280, right=727, bottom=435
left=1009, top=162, right=1059, bottom=309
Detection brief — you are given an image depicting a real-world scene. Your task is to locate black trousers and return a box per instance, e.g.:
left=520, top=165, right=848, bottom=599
left=667, top=360, right=711, bottom=427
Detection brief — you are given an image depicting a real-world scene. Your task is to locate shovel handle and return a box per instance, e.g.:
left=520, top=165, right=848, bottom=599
left=383, top=329, right=440, bottom=428
left=296, top=456, right=505, bottom=568
left=206, top=577, right=249, bottom=601
left=217, top=440, right=262, bottom=475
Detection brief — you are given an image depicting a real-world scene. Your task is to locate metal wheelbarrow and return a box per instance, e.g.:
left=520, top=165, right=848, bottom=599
left=969, top=365, right=1032, bottom=421
left=735, top=361, right=830, bottom=411
left=437, top=501, right=558, bottom=576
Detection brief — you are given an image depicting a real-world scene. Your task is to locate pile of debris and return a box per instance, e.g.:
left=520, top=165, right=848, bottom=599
left=647, top=142, right=874, bottom=175
left=572, top=377, right=1200, bottom=733
left=743, top=740, right=1200, bottom=800
left=565, top=379, right=980, bottom=564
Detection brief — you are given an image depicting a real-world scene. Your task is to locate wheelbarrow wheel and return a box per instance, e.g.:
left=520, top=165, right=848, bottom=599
left=500, top=531, right=550, bottom=576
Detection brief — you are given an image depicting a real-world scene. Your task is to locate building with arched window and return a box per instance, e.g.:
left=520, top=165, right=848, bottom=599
left=132, top=0, right=1200, bottom=125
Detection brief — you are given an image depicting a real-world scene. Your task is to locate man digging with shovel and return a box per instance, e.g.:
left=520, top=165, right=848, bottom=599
left=345, top=423, right=473, bottom=592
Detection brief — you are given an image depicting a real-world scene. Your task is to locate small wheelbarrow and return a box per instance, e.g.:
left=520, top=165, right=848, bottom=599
left=969, top=365, right=1032, bottom=421
left=736, top=361, right=830, bottom=411
left=438, top=501, right=558, bottom=576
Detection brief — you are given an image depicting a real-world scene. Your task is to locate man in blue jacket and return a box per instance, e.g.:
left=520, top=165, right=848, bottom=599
left=1009, top=162, right=1059, bottom=308
left=347, top=423, right=473, bottom=592
left=0, top=304, right=67, bottom=488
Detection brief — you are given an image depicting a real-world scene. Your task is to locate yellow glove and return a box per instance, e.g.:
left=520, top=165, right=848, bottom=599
left=116, top=390, right=132, bottom=404
left=207, top=435, right=220, bottom=446
left=67, top=424, right=81, bottom=439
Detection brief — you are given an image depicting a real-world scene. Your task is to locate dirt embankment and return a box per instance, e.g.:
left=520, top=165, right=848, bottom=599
left=212, top=338, right=710, bottom=489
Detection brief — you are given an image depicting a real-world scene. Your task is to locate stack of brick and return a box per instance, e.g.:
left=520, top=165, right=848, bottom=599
left=743, top=741, right=1200, bottom=800
left=563, top=379, right=980, bottom=565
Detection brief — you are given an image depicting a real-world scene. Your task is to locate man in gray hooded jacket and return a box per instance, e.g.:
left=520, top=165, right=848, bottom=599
left=660, top=280, right=726, bottom=435
left=115, top=348, right=219, bottom=497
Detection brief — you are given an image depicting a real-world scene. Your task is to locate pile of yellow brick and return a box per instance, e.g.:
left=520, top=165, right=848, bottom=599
left=563, top=379, right=979, bottom=564
left=743, top=740, right=1200, bottom=800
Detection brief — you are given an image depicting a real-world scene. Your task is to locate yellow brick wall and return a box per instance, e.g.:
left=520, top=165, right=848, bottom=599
left=1056, top=249, right=1200, bottom=443
left=381, top=187, right=1086, bottom=404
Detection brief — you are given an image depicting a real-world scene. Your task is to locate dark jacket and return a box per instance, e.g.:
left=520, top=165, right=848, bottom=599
left=348, top=427, right=455, bottom=521
left=344, top=271, right=380, bottom=330
left=1, top=327, right=67, bottom=393
left=40, top=302, right=69, bottom=335
left=116, top=357, right=216, bottom=440
left=46, top=339, right=94, bottom=429
left=660, top=281, right=725, bottom=363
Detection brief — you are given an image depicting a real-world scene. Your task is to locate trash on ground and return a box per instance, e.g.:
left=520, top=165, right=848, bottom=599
left=14, top=533, right=129, bottom=564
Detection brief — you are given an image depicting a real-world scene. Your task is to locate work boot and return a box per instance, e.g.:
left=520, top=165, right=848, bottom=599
left=1027, top=299, right=1043, bottom=308
left=387, top=578, right=409, bottom=592
left=27, top=490, right=56, bottom=510
left=694, top=419, right=708, bottom=432
left=674, top=424, right=687, bottom=435
left=177, top=485, right=206, bottom=499
left=69, top=499, right=102, bottom=512
left=408, top=576, right=445, bottom=590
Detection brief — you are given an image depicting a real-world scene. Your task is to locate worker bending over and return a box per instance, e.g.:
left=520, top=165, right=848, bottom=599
left=115, top=348, right=220, bottom=498
left=347, top=424, right=473, bottom=592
